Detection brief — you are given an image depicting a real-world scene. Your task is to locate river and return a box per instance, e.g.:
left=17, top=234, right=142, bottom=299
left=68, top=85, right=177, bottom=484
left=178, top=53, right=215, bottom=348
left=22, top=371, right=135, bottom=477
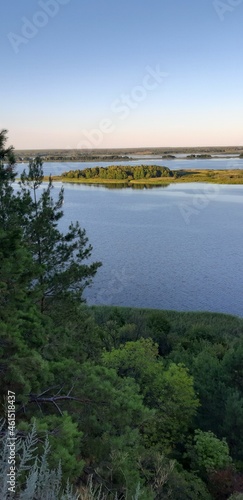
left=15, top=159, right=243, bottom=316
left=60, top=181, right=243, bottom=316
left=16, top=157, right=243, bottom=177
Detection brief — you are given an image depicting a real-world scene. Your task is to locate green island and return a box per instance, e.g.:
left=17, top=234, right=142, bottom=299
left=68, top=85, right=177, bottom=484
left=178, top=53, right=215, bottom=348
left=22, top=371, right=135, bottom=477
left=186, top=154, right=212, bottom=159
left=45, top=164, right=243, bottom=185
left=2, top=130, right=243, bottom=500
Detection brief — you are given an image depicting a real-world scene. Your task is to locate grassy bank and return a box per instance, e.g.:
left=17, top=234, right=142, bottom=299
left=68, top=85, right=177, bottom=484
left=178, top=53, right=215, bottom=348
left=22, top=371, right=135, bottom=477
left=44, top=169, right=243, bottom=185
left=132, top=168, right=243, bottom=184
left=90, top=305, right=243, bottom=338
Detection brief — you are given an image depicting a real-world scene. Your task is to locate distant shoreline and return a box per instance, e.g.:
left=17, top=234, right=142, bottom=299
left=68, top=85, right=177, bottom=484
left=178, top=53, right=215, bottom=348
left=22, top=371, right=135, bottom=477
left=15, top=146, right=243, bottom=164
left=16, top=154, right=243, bottom=163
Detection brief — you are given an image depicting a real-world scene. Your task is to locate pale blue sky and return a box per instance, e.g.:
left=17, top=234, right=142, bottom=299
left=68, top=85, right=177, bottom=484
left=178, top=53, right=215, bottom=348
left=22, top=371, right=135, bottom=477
left=1, top=0, right=243, bottom=148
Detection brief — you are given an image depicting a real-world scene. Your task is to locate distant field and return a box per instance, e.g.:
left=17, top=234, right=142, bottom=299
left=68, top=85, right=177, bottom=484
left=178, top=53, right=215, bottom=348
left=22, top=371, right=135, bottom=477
left=15, top=145, right=243, bottom=163
left=131, top=169, right=243, bottom=184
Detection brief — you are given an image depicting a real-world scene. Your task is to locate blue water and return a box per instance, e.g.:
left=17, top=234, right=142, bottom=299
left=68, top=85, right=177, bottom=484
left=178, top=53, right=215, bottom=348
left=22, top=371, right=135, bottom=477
left=54, top=182, right=243, bottom=317
left=16, top=157, right=243, bottom=177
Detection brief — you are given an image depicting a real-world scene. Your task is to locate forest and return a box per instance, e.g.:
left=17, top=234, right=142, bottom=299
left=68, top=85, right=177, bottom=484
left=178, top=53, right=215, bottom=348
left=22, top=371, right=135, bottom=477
left=62, top=165, right=174, bottom=180
left=1, top=128, right=243, bottom=499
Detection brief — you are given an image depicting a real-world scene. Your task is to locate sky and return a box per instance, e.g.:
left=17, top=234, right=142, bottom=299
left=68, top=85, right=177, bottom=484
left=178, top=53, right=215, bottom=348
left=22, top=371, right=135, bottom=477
left=1, top=0, right=243, bottom=149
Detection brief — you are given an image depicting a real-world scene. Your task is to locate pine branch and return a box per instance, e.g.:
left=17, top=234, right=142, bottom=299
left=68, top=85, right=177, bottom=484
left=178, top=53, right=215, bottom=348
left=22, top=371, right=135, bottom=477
left=16, top=387, right=107, bottom=416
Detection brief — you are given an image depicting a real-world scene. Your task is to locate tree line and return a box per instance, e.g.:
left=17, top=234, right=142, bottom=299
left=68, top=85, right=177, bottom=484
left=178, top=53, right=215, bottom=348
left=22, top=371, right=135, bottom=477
left=63, top=164, right=174, bottom=180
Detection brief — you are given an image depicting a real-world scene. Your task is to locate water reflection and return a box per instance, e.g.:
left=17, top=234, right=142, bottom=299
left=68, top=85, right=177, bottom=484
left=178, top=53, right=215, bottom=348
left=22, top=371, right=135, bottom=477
left=64, top=182, right=170, bottom=190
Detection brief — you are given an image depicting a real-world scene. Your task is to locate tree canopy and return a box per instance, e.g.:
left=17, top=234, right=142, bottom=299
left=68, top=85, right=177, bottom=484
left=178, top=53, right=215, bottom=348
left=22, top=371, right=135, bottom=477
left=63, top=164, right=174, bottom=180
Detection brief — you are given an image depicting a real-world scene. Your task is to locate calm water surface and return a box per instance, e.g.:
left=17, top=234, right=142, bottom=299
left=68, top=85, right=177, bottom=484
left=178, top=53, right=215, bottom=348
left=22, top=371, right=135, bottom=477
left=16, top=157, right=243, bottom=177
left=55, top=182, right=243, bottom=316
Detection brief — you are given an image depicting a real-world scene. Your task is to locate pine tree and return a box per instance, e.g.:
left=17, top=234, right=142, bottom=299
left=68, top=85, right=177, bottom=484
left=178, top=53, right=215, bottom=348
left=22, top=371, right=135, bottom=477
left=19, top=157, right=101, bottom=313
left=0, top=129, right=19, bottom=236
left=0, top=130, right=52, bottom=406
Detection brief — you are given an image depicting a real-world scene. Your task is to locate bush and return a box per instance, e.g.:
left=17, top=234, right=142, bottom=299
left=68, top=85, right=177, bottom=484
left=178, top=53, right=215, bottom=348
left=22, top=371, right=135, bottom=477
left=0, top=420, right=80, bottom=499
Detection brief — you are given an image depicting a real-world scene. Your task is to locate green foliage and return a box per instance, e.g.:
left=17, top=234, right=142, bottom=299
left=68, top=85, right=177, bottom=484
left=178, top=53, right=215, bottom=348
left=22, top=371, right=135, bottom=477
left=221, top=390, right=243, bottom=461
left=20, top=157, right=101, bottom=313
left=73, top=361, right=151, bottom=443
left=0, top=420, right=80, bottom=499
left=186, top=430, right=232, bottom=473
left=63, top=164, right=174, bottom=181
left=18, top=414, right=83, bottom=481
left=102, top=339, right=199, bottom=451
left=165, top=467, right=212, bottom=499
left=145, top=311, right=172, bottom=356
